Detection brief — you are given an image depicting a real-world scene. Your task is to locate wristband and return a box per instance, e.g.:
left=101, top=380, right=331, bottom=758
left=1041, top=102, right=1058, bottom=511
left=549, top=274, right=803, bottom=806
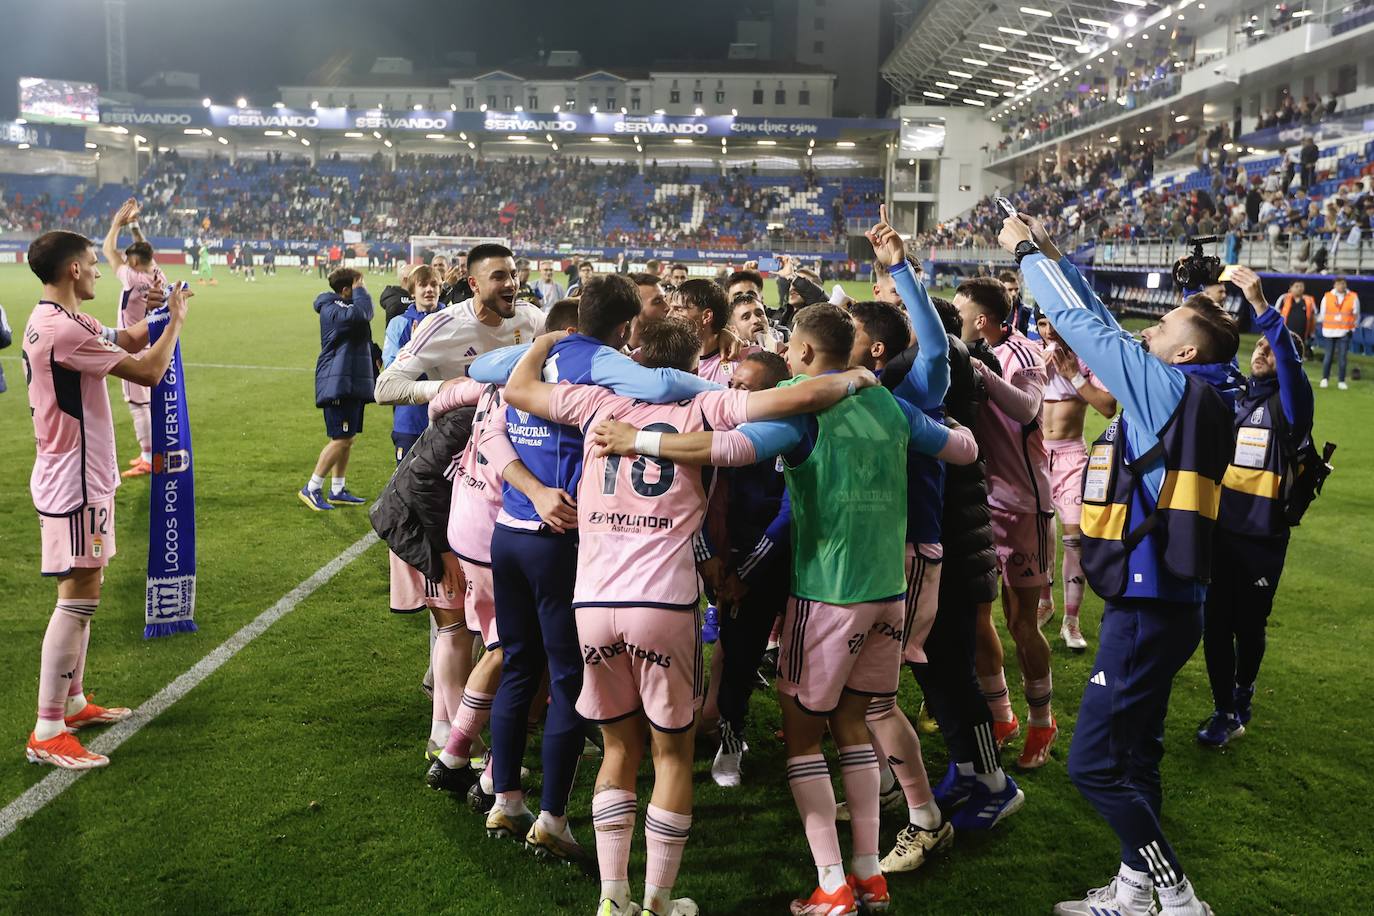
left=846, top=379, right=857, bottom=396
left=1071, top=374, right=1087, bottom=388
left=127, top=222, right=140, bottom=233
left=103, top=327, right=119, bottom=345
left=634, top=430, right=663, bottom=457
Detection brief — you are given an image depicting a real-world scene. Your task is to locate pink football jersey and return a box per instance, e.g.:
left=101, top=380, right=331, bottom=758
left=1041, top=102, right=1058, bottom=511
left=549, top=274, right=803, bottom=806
left=980, top=330, right=1053, bottom=514
left=697, top=345, right=760, bottom=386
left=446, top=381, right=517, bottom=564
left=116, top=264, right=160, bottom=330
left=544, top=384, right=752, bottom=609
left=23, top=302, right=128, bottom=515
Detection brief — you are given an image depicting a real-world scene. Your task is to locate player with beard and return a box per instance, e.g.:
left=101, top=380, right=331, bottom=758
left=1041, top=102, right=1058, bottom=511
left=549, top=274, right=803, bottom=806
left=504, top=319, right=876, bottom=916
left=629, top=272, right=669, bottom=350
left=1035, top=309, right=1117, bottom=651
left=374, top=244, right=544, bottom=757
left=667, top=279, right=758, bottom=386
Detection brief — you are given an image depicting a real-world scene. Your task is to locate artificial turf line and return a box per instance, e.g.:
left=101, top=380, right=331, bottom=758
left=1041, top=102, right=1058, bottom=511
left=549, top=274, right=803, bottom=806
left=0, top=531, right=380, bottom=842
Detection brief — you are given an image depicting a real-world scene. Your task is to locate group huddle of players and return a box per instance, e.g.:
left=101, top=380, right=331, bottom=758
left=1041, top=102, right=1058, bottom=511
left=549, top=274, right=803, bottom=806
left=370, top=206, right=1123, bottom=916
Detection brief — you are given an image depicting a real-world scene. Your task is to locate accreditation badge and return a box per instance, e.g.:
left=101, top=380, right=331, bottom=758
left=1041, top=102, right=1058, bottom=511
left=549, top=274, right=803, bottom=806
left=1233, top=427, right=1270, bottom=469
left=1083, top=444, right=1113, bottom=503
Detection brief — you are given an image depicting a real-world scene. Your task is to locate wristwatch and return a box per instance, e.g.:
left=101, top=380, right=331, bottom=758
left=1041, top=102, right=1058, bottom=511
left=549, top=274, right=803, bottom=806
left=1013, top=240, right=1041, bottom=265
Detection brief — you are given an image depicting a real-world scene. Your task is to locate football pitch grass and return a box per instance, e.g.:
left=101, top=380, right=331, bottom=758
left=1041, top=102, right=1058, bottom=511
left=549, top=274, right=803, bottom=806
left=0, top=263, right=1369, bottom=914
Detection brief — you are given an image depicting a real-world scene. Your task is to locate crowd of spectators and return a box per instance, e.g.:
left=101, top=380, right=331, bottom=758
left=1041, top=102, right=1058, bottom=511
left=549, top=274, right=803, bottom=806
left=0, top=151, right=869, bottom=254
left=1251, top=92, right=1343, bottom=133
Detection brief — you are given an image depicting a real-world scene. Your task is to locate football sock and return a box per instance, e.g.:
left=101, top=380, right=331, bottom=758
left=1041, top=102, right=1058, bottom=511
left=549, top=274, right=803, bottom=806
left=1062, top=534, right=1084, bottom=618
left=817, top=863, right=846, bottom=894
left=479, top=757, right=495, bottom=794
left=979, top=671, right=1015, bottom=723
left=644, top=805, right=691, bottom=910
left=495, top=791, right=527, bottom=816
left=308, top=474, right=325, bottom=493
left=1039, top=583, right=1053, bottom=605
left=865, top=700, right=933, bottom=808
left=1117, top=863, right=1155, bottom=905
left=131, top=402, right=152, bottom=457
left=431, top=621, right=467, bottom=743
left=975, top=768, right=1008, bottom=792
left=838, top=745, right=880, bottom=866
left=331, top=476, right=345, bottom=495
left=1158, top=876, right=1199, bottom=912
left=1025, top=675, right=1054, bottom=727
left=909, top=800, right=942, bottom=830
left=36, top=601, right=95, bottom=740
left=852, top=853, right=881, bottom=881
left=787, top=754, right=842, bottom=870
left=592, top=789, right=636, bottom=886
left=955, top=761, right=975, bottom=776
left=537, top=810, right=574, bottom=843
left=68, top=616, right=92, bottom=703
left=447, top=689, right=494, bottom=761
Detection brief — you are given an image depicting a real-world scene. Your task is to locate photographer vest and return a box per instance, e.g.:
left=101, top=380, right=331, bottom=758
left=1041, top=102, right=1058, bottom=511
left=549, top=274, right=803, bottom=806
left=1079, top=376, right=1231, bottom=598
left=1219, top=379, right=1291, bottom=537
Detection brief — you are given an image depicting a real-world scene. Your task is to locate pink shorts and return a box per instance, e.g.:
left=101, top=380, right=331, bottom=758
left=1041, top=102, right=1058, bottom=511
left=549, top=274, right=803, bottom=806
left=121, top=377, right=150, bottom=405
left=1046, top=438, right=1089, bottom=525
left=777, top=595, right=903, bottom=715
left=461, top=560, right=499, bottom=649
left=40, top=500, right=116, bottom=576
left=576, top=606, right=702, bottom=733
left=990, top=506, right=1054, bottom=588
left=424, top=563, right=464, bottom=611
left=903, top=543, right=943, bottom=665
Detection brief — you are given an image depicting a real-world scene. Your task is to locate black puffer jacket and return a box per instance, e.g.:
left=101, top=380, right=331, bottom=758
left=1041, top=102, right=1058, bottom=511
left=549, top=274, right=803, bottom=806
left=369, top=406, right=475, bottom=582
left=941, top=336, right=1001, bottom=604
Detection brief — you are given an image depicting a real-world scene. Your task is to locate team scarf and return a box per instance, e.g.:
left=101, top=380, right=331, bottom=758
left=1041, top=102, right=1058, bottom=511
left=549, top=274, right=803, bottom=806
left=143, top=304, right=198, bottom=638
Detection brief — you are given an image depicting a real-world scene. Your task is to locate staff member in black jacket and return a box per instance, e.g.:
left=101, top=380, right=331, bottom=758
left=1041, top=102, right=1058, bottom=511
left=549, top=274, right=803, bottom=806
left=300, top=268, right=375, bottom=511
left=1198, top=266, right=1315, bottom=747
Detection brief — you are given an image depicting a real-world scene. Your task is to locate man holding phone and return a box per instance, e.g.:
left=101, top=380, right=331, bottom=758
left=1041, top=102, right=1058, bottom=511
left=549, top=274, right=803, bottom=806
left=101, top=199, right=159, bottom=478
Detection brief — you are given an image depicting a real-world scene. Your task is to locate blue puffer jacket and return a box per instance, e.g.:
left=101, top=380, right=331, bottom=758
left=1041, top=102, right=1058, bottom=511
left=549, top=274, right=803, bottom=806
left=314, top=286, right=376, bottom=405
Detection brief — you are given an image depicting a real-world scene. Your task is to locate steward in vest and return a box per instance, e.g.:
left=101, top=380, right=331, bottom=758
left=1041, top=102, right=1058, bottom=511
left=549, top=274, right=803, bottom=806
left=1008, top=213, right=1240, bottom=916
left=1198, top=267, right=1315, bottom=748
left=1317, top=277, right=1360, bottom=389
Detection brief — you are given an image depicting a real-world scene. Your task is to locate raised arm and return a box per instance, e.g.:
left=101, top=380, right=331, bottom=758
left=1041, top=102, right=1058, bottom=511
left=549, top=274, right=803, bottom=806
left=101, top=199, right=137, bottom=269
left=868, top=205, right=949, bottom=408
left=1019, top=212, right=1126, bottom=333
left=1232, top=266, right=1313, bottom=436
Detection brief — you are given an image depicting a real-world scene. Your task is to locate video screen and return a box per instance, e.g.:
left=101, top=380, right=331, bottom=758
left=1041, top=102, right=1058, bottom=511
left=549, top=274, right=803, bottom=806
left=19, top=77, right=100, bottom=125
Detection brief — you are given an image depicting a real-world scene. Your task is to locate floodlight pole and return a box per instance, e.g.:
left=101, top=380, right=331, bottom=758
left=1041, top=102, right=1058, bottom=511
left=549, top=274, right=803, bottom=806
left=106, top=0, right=128, bottom=93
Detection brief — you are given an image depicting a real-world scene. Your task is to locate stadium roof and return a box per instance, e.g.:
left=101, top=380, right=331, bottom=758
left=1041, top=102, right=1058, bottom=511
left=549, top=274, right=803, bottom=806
left=881, top=0, right=1219, bottom=118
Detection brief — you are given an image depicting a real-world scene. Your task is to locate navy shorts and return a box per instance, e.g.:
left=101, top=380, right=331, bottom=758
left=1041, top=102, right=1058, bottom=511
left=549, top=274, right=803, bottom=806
left=322, top=399, right=365, bottom=438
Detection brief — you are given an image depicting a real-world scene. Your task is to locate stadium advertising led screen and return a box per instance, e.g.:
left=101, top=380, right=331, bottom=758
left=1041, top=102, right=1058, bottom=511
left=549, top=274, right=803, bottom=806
left=18, top=77, right=100, bottom=125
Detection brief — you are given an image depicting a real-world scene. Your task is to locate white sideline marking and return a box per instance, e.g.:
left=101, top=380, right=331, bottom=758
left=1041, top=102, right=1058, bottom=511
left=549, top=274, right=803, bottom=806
left=0, top=531, right=380, bottom=842
left=0, top=356, right=309, bottom=373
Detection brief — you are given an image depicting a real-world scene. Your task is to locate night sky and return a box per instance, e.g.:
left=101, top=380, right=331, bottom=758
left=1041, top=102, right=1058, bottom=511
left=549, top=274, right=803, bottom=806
left=0, top=0, right=760, bottom=118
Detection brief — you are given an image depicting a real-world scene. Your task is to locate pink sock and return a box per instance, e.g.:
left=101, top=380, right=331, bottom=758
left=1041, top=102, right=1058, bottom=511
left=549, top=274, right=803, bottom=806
left=979, top=671, right=1015, bottom=723
left=130, top=401, right=152, bottom=455
left=1025, top=675, right=1054, bottom=726
left=69, top=617, right=92, bottom=698
left=787, top=754, right=842, bottom=867
left=37, top=601, right=95, bottom=729
left=644, top=804, right=692, bottom=890
left=445, top=689, right=494, bottom=759
left=432, top=622, right=467, bottom=727
left=1039, top=583, right=1053, bottom=604
left=1062, top=535, right=1084, bottom=617
left=838, top=745, right=881, bottom=858
left=592, top=790, right=636, bottom=883
left=865, top=701, right=933, bottom=807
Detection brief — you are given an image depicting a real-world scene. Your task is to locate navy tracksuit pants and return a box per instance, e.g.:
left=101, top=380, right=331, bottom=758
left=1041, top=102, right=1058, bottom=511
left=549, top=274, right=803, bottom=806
left=1068, top=597, right=1202, bottom=887
left=715, top=556, right=790, bottom=737
left=489, top=526, right=585, bottom=816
